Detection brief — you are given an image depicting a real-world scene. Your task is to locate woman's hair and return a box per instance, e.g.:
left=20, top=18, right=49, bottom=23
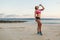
left=35, top=6, right=39, bottom=10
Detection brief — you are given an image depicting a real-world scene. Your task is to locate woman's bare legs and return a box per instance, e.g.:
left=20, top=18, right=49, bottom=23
left=36, top=19, right=42, bottom=35
left=37, top=19, right=42, bottom=32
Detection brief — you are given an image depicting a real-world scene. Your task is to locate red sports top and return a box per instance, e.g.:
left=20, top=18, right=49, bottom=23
left=35, top=9, right=41, bottom=14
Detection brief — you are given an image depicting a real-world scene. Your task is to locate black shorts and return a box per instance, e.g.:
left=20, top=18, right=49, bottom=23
left=35, top=17, right=40, bottom=19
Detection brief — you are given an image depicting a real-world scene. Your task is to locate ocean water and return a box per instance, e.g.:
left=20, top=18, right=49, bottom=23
left=0, top=18, right=60, bottom=24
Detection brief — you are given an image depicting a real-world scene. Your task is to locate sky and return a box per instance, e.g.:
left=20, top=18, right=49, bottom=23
left=0, top=0, right=60, bottom=18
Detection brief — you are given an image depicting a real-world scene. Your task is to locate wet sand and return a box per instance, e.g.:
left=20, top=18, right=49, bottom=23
left=0, top=22, right=60, bottom=40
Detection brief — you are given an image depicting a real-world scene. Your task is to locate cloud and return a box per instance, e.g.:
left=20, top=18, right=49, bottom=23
left=0, top=13, right=4, bottom=15
left=4, top=14, right=21, bottom=18
left=0, top=13, right=5, bottom=18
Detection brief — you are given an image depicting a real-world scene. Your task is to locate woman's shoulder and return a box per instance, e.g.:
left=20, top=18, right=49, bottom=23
left=35, top=9, right=40, bottom=11
left=36, top=9, right=41, bottom=12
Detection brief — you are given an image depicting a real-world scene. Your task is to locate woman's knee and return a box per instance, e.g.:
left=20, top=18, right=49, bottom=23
left=37, top=20, right=40, bottom=22
left=38, top=21, right=42, bottom=25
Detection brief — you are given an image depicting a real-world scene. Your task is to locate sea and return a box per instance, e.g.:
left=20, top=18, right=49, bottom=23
left=0, top=18, right=60, bottom=24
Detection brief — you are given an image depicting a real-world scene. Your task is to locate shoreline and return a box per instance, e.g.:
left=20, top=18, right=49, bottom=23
left=0, top=20, right=27, bottom=23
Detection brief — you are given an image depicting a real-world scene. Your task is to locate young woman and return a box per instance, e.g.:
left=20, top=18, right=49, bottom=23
left=34, top=4, right=45, bottom=35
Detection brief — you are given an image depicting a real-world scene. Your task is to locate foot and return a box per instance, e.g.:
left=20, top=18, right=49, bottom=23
left=37, top=32, right=39, bottom=34
left=39, top=32, right=43, bottom=35
left=37, top=32, right=43, bottom=35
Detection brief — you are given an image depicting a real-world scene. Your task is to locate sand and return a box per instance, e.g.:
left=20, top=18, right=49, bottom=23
left=0, top=22, right=60, bottom=40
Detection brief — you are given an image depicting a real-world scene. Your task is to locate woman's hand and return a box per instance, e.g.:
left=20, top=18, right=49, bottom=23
left=39, top=4, right=42, bottom=6
left=39, top=4, right=45, bottom=11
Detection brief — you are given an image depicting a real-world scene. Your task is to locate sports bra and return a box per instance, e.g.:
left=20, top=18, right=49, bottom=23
left=35, top=10, right=41, bottom=14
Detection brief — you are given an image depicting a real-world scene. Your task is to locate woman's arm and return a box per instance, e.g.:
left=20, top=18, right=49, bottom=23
left=34, top=13, right=36, bottom=18
left=34, top=13, right=37, bottom=21
left=39, top=4, right=45, bottom=11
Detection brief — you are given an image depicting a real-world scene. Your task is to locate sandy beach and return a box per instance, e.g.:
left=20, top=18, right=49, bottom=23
left=0, top=22, right=60, bottom=40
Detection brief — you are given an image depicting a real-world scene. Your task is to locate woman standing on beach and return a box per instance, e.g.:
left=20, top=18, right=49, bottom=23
left=34, top=4, right=45, bottom=35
